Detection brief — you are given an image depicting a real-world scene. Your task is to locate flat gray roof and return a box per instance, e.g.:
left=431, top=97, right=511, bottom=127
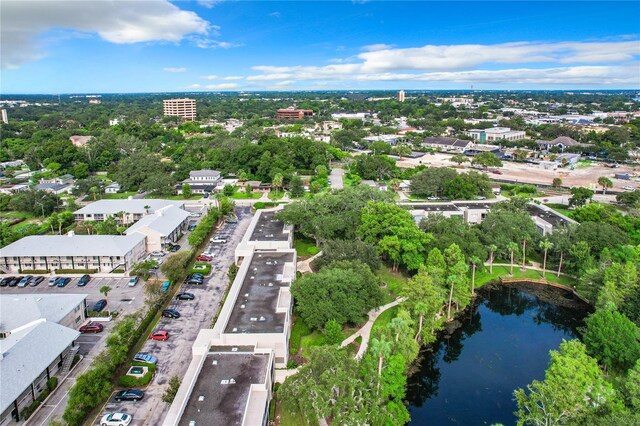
left=528, top=205, right=571, bottom=227
left=224, top=251, right=294, bottom=334
left=74, top=199, right=184, bottom=216
left=249, top=211, right=288, bottom=242
left=0, top=233, right=145, bottom=257
left=178, top=351, right=269, bottom=426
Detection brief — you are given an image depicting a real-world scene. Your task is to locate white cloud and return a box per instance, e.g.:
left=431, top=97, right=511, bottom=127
left=187, top=84, right=203, bottom=89
left=223, top=76, right=244, bottom=80
left=268, top=12, right=282, bottom=18
left=206, top=83, right=240, bottom=89
left=192, top=38, right=243, bottom=49
left=202, top=75, right=219, bottom=80
left=361, top=43, right=395, bottom=52
left=1, top=0, right=211, bottom=69
left=246, top=40, right=640, bottom=86
left=197, top=0, right=223, bottom=8
left=164, top=67, right=187, bottom=73
left=272, top=80, right=295, bottom=87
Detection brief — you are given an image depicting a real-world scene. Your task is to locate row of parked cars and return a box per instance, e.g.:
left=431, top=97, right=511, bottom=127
left=0, top=274, right=93, bottom=288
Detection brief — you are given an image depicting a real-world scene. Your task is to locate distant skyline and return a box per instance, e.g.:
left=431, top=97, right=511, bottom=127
left=1, top=1, right=639, bottom=94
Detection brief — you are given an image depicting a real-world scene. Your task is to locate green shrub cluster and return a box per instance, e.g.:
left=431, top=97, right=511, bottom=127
left=54, top=268, right=98, bottom=274
left=500, top=183, right=537, bottom=194
left=190, top=262, right=211, bottom=275
left=188, top=208, right=222, bottom=247
left=18, top=269, right=48, bottom=274
left=19, top=377, right=59, bottom=420
left=254, top=202, right=278, bottom=210
left=118, top=371, right=153, bottom=388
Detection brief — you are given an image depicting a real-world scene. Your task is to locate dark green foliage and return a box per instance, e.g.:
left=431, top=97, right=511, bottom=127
left=419, top=215, right=487, bottom=261
left=354, top=155, right=398, bottom=180
left=228, top=262, right=239, bottom=284
left=583, top=308, right=640, bottom=372
left=289, top=175, right=305, bottom=198
left=187, top=208, right=222, bottom=247
left=471, top=152, right=503, bottom=168
left=324, top=319, right=344, bottom=345
left=118, top=371, right=154, bottom=387
left=9, top=190, right=61, bottom=216
left=291, top=261, right=383, bottom=329
left=616, top=190, right=640, bottom=207
left=569, top=187, right=594, bottom=207
left=313, top=239, right=381, bottom=272
left=160, top=250, right=194, bottom=284
left=410, top=167, right=457, bottom=197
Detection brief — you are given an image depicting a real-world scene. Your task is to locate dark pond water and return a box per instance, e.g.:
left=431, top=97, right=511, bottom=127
left=405, top=282, right=591, bottom=426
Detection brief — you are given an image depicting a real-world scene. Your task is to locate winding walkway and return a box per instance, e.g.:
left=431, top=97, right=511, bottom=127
left=297, top=250, right=323, bottom=273
left=341, top=297, right=406, bottom=359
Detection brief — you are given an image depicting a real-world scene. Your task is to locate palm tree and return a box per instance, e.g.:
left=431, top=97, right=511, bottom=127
left=469, top=256, right=481, bottom=296
left=370, top=336, right=392, bottom=391
left=539, top=239, right=553, bottom=280
left=597, top=176, right=613, bottom=194
left=488, top=244, right=497, bottom=274
left=272, top=173, right=284, bottom=198
left=389, top=316, right=408, bottom=343
left=521, top=238, right=528, bottom=270
left=144, top=205, right=151, bottom=214
left=446, top=275, right=456, bottom=320
left=507, top=242, right=519, bottom=275
left=414, top=301, right=429, bottom=342
left=99, top=285, right=112, bottom=315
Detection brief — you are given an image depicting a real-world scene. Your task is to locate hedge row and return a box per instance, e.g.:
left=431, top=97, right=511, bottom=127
left=20, top=377, right=58, bottom=421
left=55, top=268, right=98, bottom=274
left=187, top=208, right=222, bottom=247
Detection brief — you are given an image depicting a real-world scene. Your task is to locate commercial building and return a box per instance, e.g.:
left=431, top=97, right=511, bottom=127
left=536, top=136, right=582, bottom=152
left=73, top=199, right=185, bottom=224
left=124, top=205, right=190, bottom=252
left=0, top=294, right=86, bottom=423
left=466, top=127, right=527, bottom=143
left=0, top=232, right=146, bottom=273
left=164, top=207, right=295, bottom=426
left=421, top=137, right=473, bottom=153
left=163, top=98, right=197, bottom=121
left=276, top=107, right=314, bottom=119
left=179, top=169, right=222, bottom=194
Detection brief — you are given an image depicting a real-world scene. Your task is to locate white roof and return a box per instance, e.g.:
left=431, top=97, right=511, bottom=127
left=0, top=294, right=85, bottom=412
left=74, top=199, right=184, bottom=216
left=125, top=205, right=190, bottom=237
left=0, top=233, right=145, bottom=257
left=189, top=169, right=221, bottom=178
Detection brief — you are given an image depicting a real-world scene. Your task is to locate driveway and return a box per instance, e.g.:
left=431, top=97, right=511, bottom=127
left=93, top=207, right=253, bottom=426
left=330, top=167, right=344, bottom=189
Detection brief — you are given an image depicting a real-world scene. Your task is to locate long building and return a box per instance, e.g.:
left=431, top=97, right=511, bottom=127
left=0, top=294, right=86, bottom=423
left=73, top=199, right=185, bottom=225
left=276, top=107, right=314, bottom=119
left=164, top=207, right=295, bottom=426
left=163, top=98, right=197, bottom=121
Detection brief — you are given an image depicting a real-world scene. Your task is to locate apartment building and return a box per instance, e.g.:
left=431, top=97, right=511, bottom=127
left=73, top=199, right=185, bottom=225
left=179, top=169, right=222, bottom=194
left=163, top=98, right=197, bottom=121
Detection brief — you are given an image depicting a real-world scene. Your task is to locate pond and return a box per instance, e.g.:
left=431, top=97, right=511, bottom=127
left=405, top=282, right=591, bottom=426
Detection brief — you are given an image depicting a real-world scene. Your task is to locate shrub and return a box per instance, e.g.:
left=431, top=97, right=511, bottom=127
left=19, top=269, right=48, bottom=274
left=162, top=375, right=182, bottom=404
left=286, top=359, right=299, bottom=369
left=47, top=377, right=59, bottom=391
left=188, top=208, right=222, bottom=247
left=55, top=268, right=98, bottom=274
left=132, top=361, right=157, bottom=372
left=253, top=202, right=277, bottom=210
left=118, top=371, right=153, bottom=388
left=112, top=268, right=125, bottom=273
left=190, top=262, right=211, bottom=275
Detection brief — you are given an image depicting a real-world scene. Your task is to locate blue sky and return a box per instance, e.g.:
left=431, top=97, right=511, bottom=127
left=1, top=1, right=639, bottom=93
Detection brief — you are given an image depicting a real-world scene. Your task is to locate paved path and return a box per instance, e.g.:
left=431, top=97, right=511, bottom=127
left=329, top=167, right=344, bottom=189
left=487, top=263, right=575, bottom=279
left=341, top=298, right=405, bottom=359
left=296, top=251, right=323, bottom=273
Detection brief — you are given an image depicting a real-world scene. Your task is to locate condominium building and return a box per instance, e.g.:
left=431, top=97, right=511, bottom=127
left=163, top=98, right=197, bottom=121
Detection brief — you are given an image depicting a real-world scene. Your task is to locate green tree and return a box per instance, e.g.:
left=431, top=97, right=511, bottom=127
left=289, top=175, right=305, bottom=198
left=469, top=256, right=482, bottom=295
left=272, top=172, right=284, bottom=197
left=290, top=261, right=383, bottom=329
left=625, top=360, right=640, bottom=410
left=569, top=187, right=594, bottom=208
left=402, top=268, right=445, bottom=343
left=450, top=154, right=470, bottom=166
left=324, top=319, right=344, bottom=345
left=444, top=243, right=470, bottom=319
left=514, top=340, right=616, bottom=426
left=598, top=176, right=613, bottom=194
left=508, top=241, right=519, bottom=275
left=162, top=376, right=182, bottom=404
left=540, top=239, right=554, bottom=279
left=471, top=152, right=503, bottom=168
left=488, top=244, right=497, bottom=274
left=160, top=250, right=193, bottom=284
left=222, top=184, right=234, bottom=196
left=552, top=177, right=563, bottom=188
left=370, top=336, right=392, bottom=383
left=99, top=285, right=112, bottom=315
left=583, top=308, right=640, bottom=373
left=182, top=183, right=192, bottom=199
left=314, top=239, right=380, bottom=272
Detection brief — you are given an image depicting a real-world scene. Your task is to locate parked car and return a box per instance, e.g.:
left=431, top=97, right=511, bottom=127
left=203, top=192, right=209, bottom=198
left=79, top=322, right=104, bottom=333
left=0, top=277, right=14, bottom=287
left=17, top=275, right=33, bottom=287
left=133, top=352, right=157, bottom=364
left=492, top=169, right=503, bottom=175
left=48, top=277, right=57, bottom=286
left=187, top=223, right=197, bottom=231
left=9, top=276, right=23, bottom=287
left=114, top=389, right=144, bottom=402
left=78, top=274, right=91, bottom=286
left=92, top=299, right=107, bottom=312
left=57, top=277, right=71, bottom=287
left=210, top=238, right=227, bottom=244
left=161, top=281, right=171, bottom=292
left=30, top=276, right=45, bottom=286
left=623, top=186, right=636, bottom=191
left=162, top=309, right=181, bottom=319
left=196, top=255, right=214, bottom=262
left=149, top=330, right=169, bottom=341
left=188, top=277, right=204, bottom=285
left=225, top=217, right=238, bottom=224
left=189, top=212, right=201, bottom=217
left=169, top=244, right=180, bottom=252
left=201, top=250, right=215, bottom=257
left=100, top=412, right=132, bottom=426
left=175, top=292, right=195, bottom=300
left=150, top=251, right=165, bottom=257
left=128, top=276, right=139, bottom=287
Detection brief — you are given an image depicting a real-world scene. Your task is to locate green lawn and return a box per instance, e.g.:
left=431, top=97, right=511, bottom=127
left=231, top=191, right=262, bottom=199
left=300, top=331, right=326, bottom=359
left=190, top=262, right=212, bottom=275
left=377, top=266, right=407, bottom=302
left=0, top=211, right=35, bottom=220
left=99, top=191, right=136, bottom=199
left=545, top=203, right=574, bottom=218
left=268, top=191, right=285, bottom=200
left=576, top=160, right=594, bottom=168
left=294, top=237, right=320, bottom=258
left=370, top=306, right=399, bottom=340
left=474, top=265, right=577, bottom=288
left=277, top=402, right=316, bottom=426
left=289, top=316, right=313, bottom=355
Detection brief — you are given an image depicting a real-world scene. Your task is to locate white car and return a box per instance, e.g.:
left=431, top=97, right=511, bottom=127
left=100, top=412, right=132, bottom=426
left=623, top=186, right=636, bottom=191
left=150, top=251, right=165, bottom=257
left=48, top=277, right=57, bottom=286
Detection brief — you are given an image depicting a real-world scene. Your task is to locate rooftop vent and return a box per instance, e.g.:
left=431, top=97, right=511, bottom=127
left=221, top=380, right=230, bottom=384
left=250, top=317, right=258, bottom=321
left=212, top=360, right=218, bottom=365
left=240, top=304, right=245, bottom=309
left=232, top=327, right=238, bottom=332
left=259, top=316, right=266, bottom=321
left=232, top=347, right=238, bottom=351
left=198, top=395, right=205, bottom=401
left=189, top=421, right=196, bottom=426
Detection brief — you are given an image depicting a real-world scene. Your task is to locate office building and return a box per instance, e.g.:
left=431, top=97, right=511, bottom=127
left=276, top=107, right=314, bottom=119
left=163, top=98, right=197, bottom=121
left=466, top=127, right=527, bottom=143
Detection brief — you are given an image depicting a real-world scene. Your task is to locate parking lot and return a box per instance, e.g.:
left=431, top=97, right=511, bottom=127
left=95, top=207, right=254, bottom=426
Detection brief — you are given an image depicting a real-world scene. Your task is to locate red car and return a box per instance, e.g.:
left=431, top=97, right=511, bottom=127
left=492, top=170, right=503, bottom=175
left=196, top=255, right=213, bottom=262
left=79, top=322, right=104, bottom=333
left=149, top=330, right=169, bottom=341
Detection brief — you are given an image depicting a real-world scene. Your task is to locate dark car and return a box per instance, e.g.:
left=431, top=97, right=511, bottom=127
left=9, top=276, right=23, bottom=287
left=114, top=389, right=144, bottom=402
left=175, top=292, right=195, bottom=300
left=78, top=274, right=91, bottom=286
left=187, top=277, right=204, bottom=285
left=225, top=217, right=238, bottom=224
left=187, top=224, right=197, bottom=231
left=0, top=277, right=14, bottom=287
left=169, top=244, right=180, bottom=252
left=162, top=309, right=181, bottom=319
left=57, top=277, right=71, bottom=287
left=79, top=322, right=104, bottom=333
left=92, top=299, right=107, bottom=312
left=29, top=276, right=45, bottom=286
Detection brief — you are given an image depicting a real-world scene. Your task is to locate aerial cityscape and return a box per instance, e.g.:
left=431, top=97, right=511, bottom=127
left=1, top=1, right=639, bottom=426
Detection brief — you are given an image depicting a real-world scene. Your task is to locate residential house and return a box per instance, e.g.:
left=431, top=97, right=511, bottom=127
left=535, top=136, right=583, bottom=152
left=180, top=170, right=222, bottom=194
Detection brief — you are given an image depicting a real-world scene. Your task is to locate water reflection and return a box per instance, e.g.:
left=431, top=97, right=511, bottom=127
left=406, top=282, right=591, bottom=426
